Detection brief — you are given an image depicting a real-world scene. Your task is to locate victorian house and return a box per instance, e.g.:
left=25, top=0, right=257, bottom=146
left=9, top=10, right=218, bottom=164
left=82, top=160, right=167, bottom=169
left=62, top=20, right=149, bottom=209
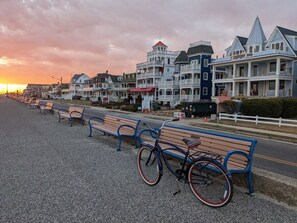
left=132, top=41, right=180, bottom=101
left=211, top=17, right=297, bottom=98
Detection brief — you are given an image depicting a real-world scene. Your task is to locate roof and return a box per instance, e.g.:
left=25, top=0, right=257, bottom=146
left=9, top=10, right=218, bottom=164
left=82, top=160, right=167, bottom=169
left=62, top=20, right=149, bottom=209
left=237, top=36, right=248, bottom=47
left=277, top=26, right=297, bottom=55
left=174, top=51, right=188, bottom=63
left=154, top=41, right=167, bottom=47
left=246, top=17, right=267, bottom=46
left=110, top=75, right=121, bottom=83
left=187, top=45, right=214, bottom=55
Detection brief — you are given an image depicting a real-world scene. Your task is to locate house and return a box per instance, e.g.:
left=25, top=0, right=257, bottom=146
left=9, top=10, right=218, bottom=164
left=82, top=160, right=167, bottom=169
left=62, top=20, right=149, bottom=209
left=67, top=73, right=90, bottom=99
left=132, top=41, right=180, bottom=102
left=211, top=17, right=297, bottom=98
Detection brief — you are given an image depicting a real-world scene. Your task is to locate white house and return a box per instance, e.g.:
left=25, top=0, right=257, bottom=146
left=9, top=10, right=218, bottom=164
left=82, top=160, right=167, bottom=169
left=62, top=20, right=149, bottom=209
left=211, top=17, right=297, bottom=98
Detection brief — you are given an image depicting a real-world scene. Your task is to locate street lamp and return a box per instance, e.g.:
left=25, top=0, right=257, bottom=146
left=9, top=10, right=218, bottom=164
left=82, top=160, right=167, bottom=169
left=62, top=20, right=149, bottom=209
left=52, top=76, right=63, bottom=101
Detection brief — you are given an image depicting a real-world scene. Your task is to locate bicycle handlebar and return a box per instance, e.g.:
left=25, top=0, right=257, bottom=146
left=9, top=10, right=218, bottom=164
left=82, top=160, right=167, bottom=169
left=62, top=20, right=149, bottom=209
left=143, top=118, right=179, bottom=132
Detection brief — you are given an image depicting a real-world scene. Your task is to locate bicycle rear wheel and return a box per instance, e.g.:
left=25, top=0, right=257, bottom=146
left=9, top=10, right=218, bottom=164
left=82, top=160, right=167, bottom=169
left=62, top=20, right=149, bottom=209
left=188, top=158, right=233, bottom=208
left=137, top=146, right=161, bottom=186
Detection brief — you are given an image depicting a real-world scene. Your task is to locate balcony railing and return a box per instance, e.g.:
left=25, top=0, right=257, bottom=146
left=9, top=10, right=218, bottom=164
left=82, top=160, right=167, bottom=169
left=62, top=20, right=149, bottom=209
left=158, top=95, right=175, bottom=101
left=180, top=64, right=200, bottom=73
left=180, top=95, right=200, bottom=102
left=137, top=72, right=162, bottom=79
left=136, top=61, right=163, bottom=69
left=137, top=83, right=155, bottom=88
left=180, top=79, right=200, bottom=86
left=158, top=80, right=179, bottom=88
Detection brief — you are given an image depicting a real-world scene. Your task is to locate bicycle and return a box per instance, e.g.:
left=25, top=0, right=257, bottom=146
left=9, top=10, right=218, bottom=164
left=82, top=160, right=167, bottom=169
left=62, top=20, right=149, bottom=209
left=137, top=118, right=234, bottom=208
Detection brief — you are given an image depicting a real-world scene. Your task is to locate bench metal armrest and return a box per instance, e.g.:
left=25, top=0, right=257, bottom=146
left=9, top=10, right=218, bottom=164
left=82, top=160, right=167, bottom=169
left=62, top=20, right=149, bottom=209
left=117, top=124, right=136, bottom=136
left=138, top=129, right=159, bottom=146
left=224, top=150, right=251, bottom=170
left=58, top=108, right=68, bottom=115
left=88, top=116, right=104, bottom=127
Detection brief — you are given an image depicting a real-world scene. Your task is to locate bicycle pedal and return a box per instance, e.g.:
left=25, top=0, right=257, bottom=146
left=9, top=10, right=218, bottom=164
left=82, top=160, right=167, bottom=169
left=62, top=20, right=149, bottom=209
left=173, top=190, right=181, bottom=196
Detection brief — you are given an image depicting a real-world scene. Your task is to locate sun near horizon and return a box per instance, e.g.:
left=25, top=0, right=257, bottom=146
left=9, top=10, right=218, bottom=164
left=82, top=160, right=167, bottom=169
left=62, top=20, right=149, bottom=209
left=0, top=83, right=27, bottom=94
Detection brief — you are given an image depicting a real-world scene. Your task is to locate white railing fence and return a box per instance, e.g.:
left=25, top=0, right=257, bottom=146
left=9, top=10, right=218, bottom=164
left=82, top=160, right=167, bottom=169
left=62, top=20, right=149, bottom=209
left=219, top=113, right=297, bottom=127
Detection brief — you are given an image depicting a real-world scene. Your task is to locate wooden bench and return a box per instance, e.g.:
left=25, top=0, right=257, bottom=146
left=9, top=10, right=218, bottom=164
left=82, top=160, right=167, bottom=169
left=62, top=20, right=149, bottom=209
left=29, top=99, right=40, bottom=109
left=58, top=106, right=85, bottom=126
left=39, top=102, right=54, bottom=114
left=138, top=124, right=257, bottom=194
left=88, top=114, right=140, bottom=151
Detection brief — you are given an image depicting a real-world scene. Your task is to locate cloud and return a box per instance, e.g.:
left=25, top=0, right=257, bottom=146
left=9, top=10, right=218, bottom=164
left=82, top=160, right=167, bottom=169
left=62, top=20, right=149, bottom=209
left=0, top=0, right=296, bottom=84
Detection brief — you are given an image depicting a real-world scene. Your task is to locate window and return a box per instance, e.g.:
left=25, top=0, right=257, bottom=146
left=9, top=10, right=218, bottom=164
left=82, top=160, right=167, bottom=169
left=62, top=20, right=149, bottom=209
left=280, top=42, right=284, bottom=51
left=272, top=44, right=275, bottom=50
left=254, top=45, right=260, bottom=52
left=275, top=43, right=280, bottom=50
left=279, top=80, right=285, bottom=90
left=203, top=87, right=208, bottom=95
left=249, top=46, right=253, bottom=53
left=253, top=65, right=258, bottom=76
left=203, top=72, right=208, bottom=80
left=280, top=62, right=286, bottom=72
left=270, top=62, right=276, bottom=72
left=203, top=59, right=208, bottom=67
left=269, top=80, right=275, bottom=90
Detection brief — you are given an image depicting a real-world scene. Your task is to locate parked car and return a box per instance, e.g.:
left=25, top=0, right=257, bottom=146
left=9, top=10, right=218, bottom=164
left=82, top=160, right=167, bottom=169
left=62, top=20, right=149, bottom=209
left=72, top=95, right=82, bottom=100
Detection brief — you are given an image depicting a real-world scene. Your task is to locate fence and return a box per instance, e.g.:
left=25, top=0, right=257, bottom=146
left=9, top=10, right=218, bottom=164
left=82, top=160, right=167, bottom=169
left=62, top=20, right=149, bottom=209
left=219, top=113, right=297, bottom=127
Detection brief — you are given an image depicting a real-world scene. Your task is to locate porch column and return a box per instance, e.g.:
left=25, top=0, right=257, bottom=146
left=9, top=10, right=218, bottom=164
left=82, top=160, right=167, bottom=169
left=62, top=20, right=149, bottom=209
left=212, top=82, right=215, bottom=96
left=248, top=62, right=252, bottom=77
left=232, top=81, right=235, bottom=97
left=247, top=81, right=251, bottom=97
left=233, top=64, right=236, bottom=78
left=275, top=57, right=281, bottom=97
left=275, top=78, right=279, bottom=97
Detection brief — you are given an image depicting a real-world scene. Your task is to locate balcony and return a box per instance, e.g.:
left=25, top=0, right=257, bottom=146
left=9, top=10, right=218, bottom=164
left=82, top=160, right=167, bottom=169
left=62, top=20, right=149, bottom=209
left=137, top=83, right=156, bottom=88
left=158, top=95, right=175, bottom=101
left=136, top=72, right=162, bottom=79
left=158, top=80, right=179, bottom=88
left=136, top=61, right=163, bottom=69
left=180, top=79, right=200, bottom=87
left=180, top=64, right=200, bottom=74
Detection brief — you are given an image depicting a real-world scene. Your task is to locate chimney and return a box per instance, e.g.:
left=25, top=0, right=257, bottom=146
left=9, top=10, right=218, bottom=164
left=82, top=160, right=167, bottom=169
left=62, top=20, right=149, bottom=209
left=106, top=70, right=108, bottom=74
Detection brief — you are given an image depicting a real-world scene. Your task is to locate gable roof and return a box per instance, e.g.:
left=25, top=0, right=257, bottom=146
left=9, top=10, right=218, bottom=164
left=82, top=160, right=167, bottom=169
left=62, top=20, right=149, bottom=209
left=237, top=36, right=248, bottom=47
left=187, top=45, right=214, bottom=55
left=277, top=26, right=297, bottom=55
left=174, top=51, right=188, bottom=63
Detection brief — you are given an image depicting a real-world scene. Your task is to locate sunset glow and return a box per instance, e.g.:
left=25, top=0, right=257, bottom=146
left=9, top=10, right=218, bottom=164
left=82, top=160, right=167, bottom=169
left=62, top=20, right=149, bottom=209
left=0, top=0, right=296, bottom=85
left=0, top=84, right=27, bottom=94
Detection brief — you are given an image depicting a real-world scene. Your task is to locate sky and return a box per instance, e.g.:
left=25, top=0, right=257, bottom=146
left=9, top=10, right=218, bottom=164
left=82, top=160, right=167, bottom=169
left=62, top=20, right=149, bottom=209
left=0, top=0, right=297, bottom=85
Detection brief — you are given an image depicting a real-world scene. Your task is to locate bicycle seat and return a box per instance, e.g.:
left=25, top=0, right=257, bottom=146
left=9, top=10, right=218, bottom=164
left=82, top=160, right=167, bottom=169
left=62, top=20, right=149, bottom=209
left=182, top=138, right=201, bottom=149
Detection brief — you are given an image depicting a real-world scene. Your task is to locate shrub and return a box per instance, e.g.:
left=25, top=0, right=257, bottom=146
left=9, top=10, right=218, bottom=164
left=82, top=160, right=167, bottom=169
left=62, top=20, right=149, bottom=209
left=220, top=100, right=237, bottom=114
left=120, top=104, right=139, bottom=112
left=242, top=98, right=283, bottom=118
left=281, top=98, right=297, bottom=118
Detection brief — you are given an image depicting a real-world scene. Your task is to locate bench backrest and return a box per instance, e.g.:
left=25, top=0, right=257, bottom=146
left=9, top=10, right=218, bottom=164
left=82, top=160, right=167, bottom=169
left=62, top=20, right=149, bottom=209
left=159, top=125, right=256, bottom=170
left=45, top=102, right=54, bottom=108
left=104, top=114, right=140, bottom=129
left=68, top=106, right=85, bottom=115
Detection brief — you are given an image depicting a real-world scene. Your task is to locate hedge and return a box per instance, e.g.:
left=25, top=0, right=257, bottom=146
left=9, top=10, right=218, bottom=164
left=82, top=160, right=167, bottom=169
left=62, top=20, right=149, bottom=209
left=242, top=98, right=297, bottom=118
left=242, top=98, right=283, bottom=118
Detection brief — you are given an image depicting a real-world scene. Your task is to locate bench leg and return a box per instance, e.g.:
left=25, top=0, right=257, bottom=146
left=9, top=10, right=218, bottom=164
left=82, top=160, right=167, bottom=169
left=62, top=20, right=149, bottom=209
left=117, top=136, right=122, bottom=151
left=134, top=135, right=138, bottom=149
left=81, top=119, right=84, bottom=125
left=58, top=115, right=61, bottom=122
left=70, top=118, right=73, bottom=127
left=248, top=171, right=253, bottom=194
left=88, top=127, right=92, bottom=137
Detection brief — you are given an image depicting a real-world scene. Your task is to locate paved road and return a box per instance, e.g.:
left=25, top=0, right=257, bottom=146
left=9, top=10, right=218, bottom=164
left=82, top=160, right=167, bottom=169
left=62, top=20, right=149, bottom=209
left=1, top=97, right=296, bottom=222
left=53, top=101, right=297, bottom=179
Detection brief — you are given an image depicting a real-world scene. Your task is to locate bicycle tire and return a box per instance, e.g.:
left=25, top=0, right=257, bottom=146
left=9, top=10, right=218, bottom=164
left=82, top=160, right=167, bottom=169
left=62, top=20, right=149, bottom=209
left=188, top=158, right=233, bottom=208
left=137, top=146, right=161, bottom=186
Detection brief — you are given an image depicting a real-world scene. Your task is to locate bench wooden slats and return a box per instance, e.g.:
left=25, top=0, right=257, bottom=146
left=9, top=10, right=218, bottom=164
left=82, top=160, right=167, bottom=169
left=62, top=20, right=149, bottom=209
left=58, top=106, right=85, bottom=126
left=139, top=124, right=257, bottom=194
left=88, top=114, right=140, bottom=151
left=39, top=102, right=54, bottom=114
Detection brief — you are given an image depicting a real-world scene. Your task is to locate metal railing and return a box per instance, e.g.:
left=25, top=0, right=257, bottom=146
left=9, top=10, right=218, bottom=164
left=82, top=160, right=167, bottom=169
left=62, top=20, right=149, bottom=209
left=219, top=113, right=297, bottom=127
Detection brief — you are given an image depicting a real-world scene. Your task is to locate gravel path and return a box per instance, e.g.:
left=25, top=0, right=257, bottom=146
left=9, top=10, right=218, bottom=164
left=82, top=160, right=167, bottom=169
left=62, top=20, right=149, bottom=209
left=0, top=97, right=296, bottom=223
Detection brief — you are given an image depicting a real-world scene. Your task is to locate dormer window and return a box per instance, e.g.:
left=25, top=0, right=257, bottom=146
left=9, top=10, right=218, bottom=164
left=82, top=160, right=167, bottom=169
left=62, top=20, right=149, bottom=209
left=254, top=45, right=259, bottom=52
left=280, top=42, right=284, bottom=51
left=249, top=46, right=253, bottom=53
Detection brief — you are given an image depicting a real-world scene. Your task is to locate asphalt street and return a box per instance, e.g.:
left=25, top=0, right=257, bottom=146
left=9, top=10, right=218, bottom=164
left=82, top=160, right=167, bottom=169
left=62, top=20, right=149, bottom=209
left=1, top=97, right=296, bottom=222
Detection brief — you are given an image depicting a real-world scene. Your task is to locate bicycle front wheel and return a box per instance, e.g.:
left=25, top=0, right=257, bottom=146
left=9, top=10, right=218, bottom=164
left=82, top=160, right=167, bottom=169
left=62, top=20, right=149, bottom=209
left=188, top=158, right=233, bottom=208
left=137, top=146, right=161, bottom=186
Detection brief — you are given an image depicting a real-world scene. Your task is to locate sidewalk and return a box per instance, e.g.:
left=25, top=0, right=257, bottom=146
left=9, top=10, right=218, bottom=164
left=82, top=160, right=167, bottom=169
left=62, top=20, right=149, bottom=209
left=1, top=97, right=296, bottom=222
